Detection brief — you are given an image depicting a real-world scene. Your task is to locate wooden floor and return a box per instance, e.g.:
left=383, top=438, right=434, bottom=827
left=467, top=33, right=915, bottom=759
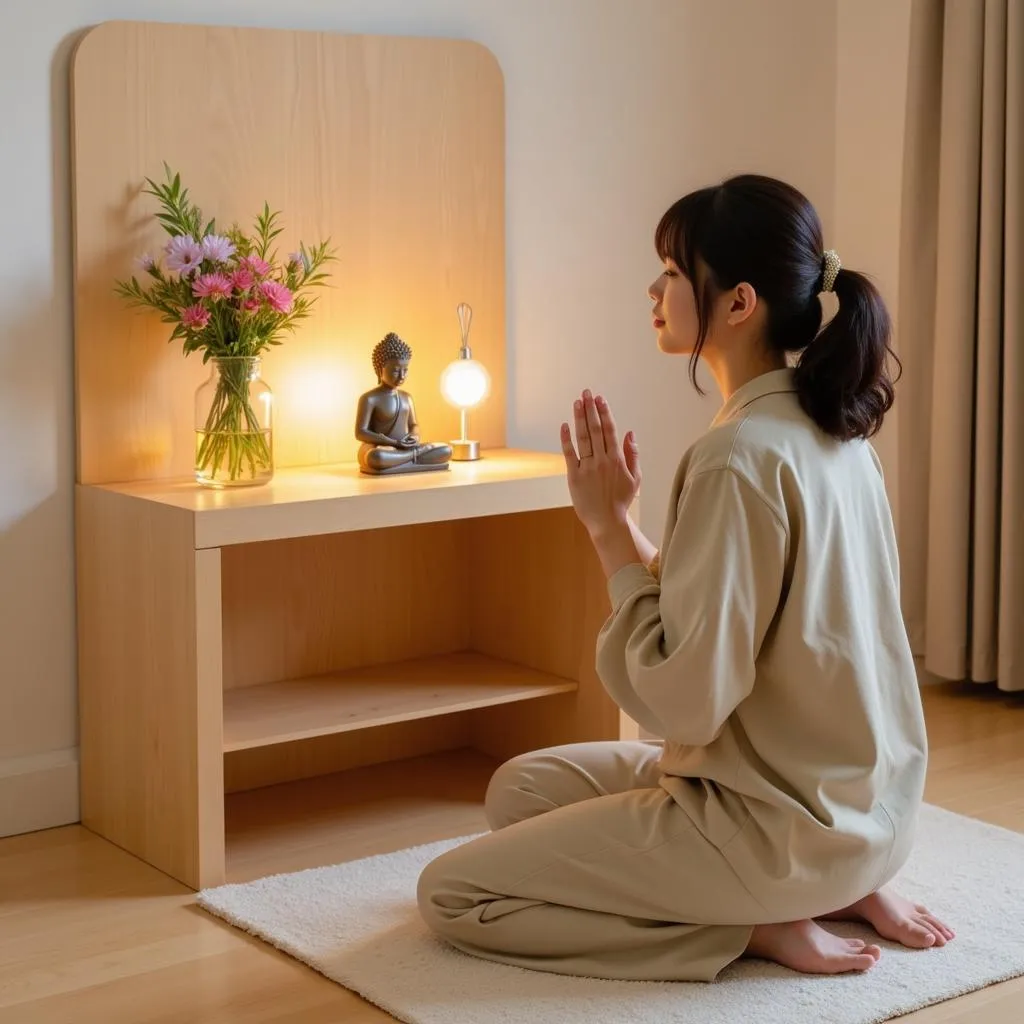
left=2, top=683, right=1023, bottom=1023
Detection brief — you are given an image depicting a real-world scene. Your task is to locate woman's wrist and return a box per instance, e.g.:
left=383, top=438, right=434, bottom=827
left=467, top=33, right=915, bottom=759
left=588, top=516, right=643, bottom=580
left=587, top=510, right=630, bottom=540
left=624, top=514, right=658, bottom=566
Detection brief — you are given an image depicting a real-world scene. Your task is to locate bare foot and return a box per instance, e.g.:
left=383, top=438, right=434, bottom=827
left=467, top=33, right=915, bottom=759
left=745, top=919, right=882, bottom=974
left=820, top=887, right=956, bottom=949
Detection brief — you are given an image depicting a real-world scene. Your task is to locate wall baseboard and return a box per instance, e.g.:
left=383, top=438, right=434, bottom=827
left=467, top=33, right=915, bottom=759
left=0, top=748, right=80, bottom=838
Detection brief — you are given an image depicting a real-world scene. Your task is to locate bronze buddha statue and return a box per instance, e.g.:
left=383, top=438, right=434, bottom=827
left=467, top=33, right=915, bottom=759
left=355, top=332, right=452, bottom=475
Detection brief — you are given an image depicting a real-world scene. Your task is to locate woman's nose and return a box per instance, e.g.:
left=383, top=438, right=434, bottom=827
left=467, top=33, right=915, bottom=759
left=648, top=279, right=662, bottom=301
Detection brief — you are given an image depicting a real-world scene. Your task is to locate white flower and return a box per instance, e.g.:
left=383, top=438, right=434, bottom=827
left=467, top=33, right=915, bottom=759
left=201, top=234, right=236, bottom=264
left=165, top=235, right=203, bottom=276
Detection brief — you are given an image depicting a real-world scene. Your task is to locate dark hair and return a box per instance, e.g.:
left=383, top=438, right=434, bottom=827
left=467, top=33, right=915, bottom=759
left=654, top=174, right=900, bottom=441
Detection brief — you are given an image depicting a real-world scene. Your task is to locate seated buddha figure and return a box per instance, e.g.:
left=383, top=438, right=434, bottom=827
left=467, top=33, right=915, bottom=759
left=355, top=332, right=452, bottom=475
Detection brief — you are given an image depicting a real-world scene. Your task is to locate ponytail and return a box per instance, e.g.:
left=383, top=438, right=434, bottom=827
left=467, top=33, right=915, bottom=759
left=794, top=268, right=899, bottom=442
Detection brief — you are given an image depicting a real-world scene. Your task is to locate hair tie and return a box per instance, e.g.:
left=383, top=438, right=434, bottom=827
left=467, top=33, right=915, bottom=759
left=821, top=249, right=841, bottom=293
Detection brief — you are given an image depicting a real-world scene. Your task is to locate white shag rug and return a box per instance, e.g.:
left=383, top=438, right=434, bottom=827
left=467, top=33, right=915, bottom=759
left=197, top=804, right=1024, bottom=1024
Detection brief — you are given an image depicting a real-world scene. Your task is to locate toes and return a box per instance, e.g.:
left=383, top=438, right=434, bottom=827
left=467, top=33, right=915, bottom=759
left=823, top=947, right=878, bottom=973
left=846, top=938, right=881, bottom=961
left=903, top=920, right=937, bottom=947
left=751, top=920, right=885, bottom=975
left=921, top=914, right=953, bottom=944
left=848, top=952, right=879, bottom=972
left=845, top=938, right=880, bottom=954
left=924, top=915, right=955, bottom=941
left=908, top=902, right=955, bottom=944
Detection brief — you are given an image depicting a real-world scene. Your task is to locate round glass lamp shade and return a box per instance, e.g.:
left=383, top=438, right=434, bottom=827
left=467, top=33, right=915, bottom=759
left=440, top=357, right=490, bottom=409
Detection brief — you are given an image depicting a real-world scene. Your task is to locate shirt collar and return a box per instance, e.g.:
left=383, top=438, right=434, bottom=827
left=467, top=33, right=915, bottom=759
left=710, top=368, right=797, bottom=429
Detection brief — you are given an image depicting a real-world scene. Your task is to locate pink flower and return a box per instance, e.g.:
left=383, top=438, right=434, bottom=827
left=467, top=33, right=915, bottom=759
left=242, top=298, right=261, bottom=312
left=201, top=234, right=236, bottom=263
left=136, top=253, right=156, bottom=272
left=231, top=267, right=255, bottom=292
left=192, top=273, right=233, bottom=301
left=259, top=280, right=293, bottom=313
left=181, top=304, right=211, bottom=330
left=165, top=235, right=203, bottom=276
left=241, top=255, right=272, bottom=277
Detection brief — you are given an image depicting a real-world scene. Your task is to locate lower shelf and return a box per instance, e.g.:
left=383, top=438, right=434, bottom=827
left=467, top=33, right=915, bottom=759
left=223, top=652, right=578, bottom=752
left=224, top=747, right=499, bottom=883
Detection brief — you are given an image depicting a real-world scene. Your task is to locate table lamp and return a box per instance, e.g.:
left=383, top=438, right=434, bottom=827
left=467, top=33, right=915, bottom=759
left=440, top=302, right=490, bottom=460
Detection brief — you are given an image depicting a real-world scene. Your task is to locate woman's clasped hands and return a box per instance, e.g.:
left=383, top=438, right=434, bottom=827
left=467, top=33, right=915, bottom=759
left=560, top=390, right=641, bottom=538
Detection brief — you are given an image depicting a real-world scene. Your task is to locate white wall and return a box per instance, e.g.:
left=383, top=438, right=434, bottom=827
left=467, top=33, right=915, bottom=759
left=834, top=0, right=913, bottom=533
left=502, top=0, right=838, bottom=508
left=0, top=0, right=840, bottom=834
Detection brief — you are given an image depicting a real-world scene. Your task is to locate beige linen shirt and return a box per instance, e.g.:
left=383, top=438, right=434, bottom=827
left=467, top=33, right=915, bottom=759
left=596, top=369, right=927, bottom=914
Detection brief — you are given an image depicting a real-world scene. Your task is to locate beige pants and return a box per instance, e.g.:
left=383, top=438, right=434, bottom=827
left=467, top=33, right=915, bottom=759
left=416, top=741, right=762, bottom=982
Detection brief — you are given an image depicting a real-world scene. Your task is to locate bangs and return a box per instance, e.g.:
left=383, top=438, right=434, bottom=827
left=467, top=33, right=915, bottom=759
left=654, top=201, right=688, bottom=272
left=654, top=187, right=717, bottom=280
left=653, top=185, right=722, bottom=398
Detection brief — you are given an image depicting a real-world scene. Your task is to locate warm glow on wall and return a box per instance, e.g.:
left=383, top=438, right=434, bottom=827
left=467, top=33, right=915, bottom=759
left=266, top=354, right=362, bottom=466
left=288, top=362, right=340, bottom=420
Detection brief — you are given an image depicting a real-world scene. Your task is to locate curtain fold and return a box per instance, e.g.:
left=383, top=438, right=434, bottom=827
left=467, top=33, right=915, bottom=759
left=898, top=0, right=1023, bottom=692
left=1000, top=0, right=1023, bottom=691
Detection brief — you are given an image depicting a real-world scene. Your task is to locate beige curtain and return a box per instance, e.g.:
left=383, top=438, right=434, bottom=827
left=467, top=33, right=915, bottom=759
left=898, top=0, right=1023, bottom=692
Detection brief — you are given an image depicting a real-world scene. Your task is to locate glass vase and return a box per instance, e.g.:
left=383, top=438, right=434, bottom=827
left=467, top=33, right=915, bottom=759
left=194, top=356, right=273, bottom=488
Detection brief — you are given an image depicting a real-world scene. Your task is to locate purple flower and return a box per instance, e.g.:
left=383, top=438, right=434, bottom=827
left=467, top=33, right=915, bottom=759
left=201, top=234, right=236, bottom=264
left=165, top=235, right=203, bottom=276
left=288, top=250, right=307, bottom=271
left=136, top=253, right=156, bottom=272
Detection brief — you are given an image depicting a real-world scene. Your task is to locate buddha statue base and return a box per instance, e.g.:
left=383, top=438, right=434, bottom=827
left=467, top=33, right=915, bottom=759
left=359, top=459, right=451, bottom=477
left=357, top=438, right=452, bottom=476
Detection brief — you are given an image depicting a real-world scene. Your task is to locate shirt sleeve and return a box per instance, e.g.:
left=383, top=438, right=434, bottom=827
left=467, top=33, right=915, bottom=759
left=595, top=466, right=788, bottom=747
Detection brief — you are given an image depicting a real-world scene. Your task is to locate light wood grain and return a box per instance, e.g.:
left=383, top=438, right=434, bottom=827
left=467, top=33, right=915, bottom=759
left=224, top=748, right=496, bottom=883
left=224, top=715, right=471, bottom=794
left=76, top=487, right=224, bottom=890
left=223, top=652, right=577, bottom=752
left=467, top=508, right=622, bottom=759
left=4, top=685, right=1023, bottom=1023
left=78, top=472, right=613, bottom=878
left=220, top=519, right=470, bottom=690
left=90, top=449, right=571, bottom=548
left=71, top=21, right=505, bottom=485
left=217, top=507, right=600, bottom=792
left=195, top=548, right=226, bottom=882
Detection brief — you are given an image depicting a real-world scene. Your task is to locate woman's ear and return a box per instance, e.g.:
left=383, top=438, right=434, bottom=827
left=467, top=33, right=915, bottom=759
left=727, top=282, right=758, bottom=325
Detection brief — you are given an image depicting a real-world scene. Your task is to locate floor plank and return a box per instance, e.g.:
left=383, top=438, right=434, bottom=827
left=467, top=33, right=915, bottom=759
left=2, top=683, right=1022, bottom=1023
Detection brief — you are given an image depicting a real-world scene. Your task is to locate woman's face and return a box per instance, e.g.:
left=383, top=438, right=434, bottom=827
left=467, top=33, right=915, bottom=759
left=647, top=259, right=700, bottom=355
left=648, top=258, right=757, bottom=358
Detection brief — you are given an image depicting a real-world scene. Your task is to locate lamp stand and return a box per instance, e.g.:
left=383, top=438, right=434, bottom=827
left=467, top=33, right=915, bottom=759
left=451, top=408, right=480, bottom=461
